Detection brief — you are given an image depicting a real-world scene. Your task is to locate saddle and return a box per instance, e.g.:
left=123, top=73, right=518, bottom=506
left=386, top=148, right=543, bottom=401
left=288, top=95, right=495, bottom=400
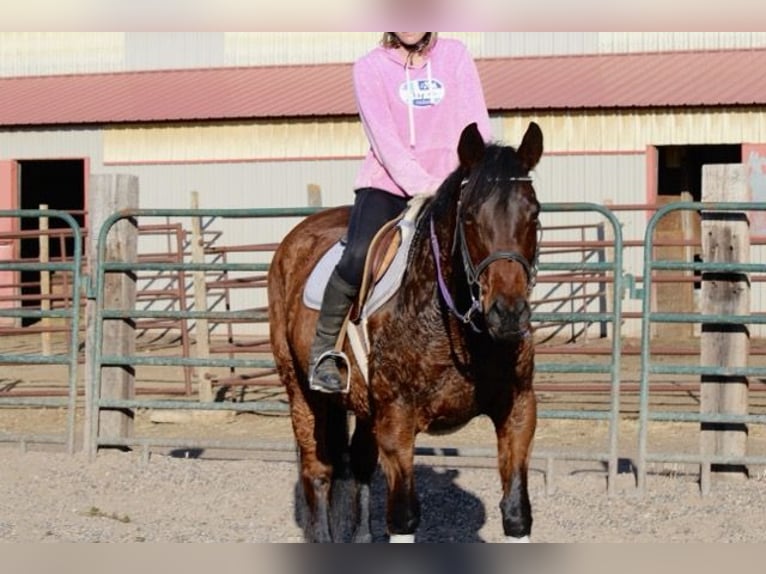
left=350, top=217, right=403, bottom=321
left=303, top=196, right=429, bottom=382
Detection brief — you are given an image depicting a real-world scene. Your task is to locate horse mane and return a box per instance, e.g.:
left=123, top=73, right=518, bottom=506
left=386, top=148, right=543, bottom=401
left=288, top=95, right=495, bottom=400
left=411, top=141, right=523, bottom=246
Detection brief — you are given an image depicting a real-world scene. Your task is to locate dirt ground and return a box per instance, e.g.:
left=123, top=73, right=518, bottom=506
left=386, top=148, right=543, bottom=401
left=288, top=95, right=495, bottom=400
left=2, top=333, right=766, bottom=542
left=2, top=405, right=766, bottom=543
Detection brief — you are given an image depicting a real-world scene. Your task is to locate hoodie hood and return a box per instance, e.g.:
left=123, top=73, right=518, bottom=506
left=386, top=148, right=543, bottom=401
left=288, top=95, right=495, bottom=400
left=352, top=38, right=492, bottom=197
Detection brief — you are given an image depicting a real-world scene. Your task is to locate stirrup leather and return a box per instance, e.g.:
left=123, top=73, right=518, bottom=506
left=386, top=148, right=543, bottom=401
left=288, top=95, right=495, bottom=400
left=309, top=349, right=351, bottom=394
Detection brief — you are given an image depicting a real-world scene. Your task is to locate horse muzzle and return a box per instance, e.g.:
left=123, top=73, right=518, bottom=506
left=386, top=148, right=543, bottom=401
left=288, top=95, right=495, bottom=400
left=485, top=295, right=531, bottom=342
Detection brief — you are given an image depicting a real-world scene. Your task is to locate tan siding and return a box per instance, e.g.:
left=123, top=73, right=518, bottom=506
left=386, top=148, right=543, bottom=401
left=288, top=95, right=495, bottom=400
left=0, top=32, right=123, bottom=76
left=597, top=32, right=766, bottom=53
left=8, top=33, right=766, bottom=78
left=223, top=32, right=482, bottom=65
left=500, top=108, right=766, bottom=153
left=103, top=120, right=368, bottom=164
left=102, top=109, right=766, bottom=166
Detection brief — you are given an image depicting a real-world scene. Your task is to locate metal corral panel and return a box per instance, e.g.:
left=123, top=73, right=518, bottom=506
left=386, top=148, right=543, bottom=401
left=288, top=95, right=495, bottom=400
left=500, top=109, right=766, bottom=154
left=104, top=158, right=361, bottom=328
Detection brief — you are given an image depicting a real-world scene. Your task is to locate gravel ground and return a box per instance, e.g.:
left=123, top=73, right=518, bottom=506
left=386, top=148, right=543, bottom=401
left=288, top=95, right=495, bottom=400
left=2, top=445, right=766, bottom=543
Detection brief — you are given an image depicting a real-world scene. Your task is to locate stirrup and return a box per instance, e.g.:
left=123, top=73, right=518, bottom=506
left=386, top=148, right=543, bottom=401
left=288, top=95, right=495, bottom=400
left=309, top=350, right=351, bottom=394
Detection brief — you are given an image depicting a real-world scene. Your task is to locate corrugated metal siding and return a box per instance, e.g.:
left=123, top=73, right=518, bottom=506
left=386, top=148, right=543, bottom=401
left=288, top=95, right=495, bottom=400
left=480, top=32, right=599, bottom=57
left=224, top=33, right=484, bottom=65
left=597, top=32, right=766, bottom=54
left=6, top=33, right=766, bottom=78
left=0, top=127, right=104, bottom=162
left=501, top=109, right=766, bottom=153
left=125, top=33, right=225, bottom=70
left=95, top=109, right=766, bottom=167
left=102, top=120, right=367, bottom=164
left=224, top=32, right=378, bottom=66
left=0, top=32, right=123, bottom=76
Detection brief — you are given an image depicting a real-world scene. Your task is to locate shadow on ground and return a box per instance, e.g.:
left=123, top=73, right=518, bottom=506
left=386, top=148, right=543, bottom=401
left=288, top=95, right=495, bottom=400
left=293, top=464, right=487, bottom=543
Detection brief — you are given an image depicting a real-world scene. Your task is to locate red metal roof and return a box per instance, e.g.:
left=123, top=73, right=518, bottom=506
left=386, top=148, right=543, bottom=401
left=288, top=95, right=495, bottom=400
left=1, top=49, right=765, bottom=127
left=479, top=49, right=766, bottom=111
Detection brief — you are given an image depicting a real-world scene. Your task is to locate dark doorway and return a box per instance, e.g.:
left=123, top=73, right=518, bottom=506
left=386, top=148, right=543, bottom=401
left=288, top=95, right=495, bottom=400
left=18, top=159, right=86, bottom=325
left=653, top=144, right=741, bottom=339
left=657, top=144, right=741, bottom=202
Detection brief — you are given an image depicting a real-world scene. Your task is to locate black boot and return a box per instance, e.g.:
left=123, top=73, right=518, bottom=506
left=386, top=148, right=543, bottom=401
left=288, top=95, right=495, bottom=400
left=308, top=270, right=358, bottom=393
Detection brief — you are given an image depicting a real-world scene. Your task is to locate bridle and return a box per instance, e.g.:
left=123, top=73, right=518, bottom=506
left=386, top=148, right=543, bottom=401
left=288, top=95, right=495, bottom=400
left=429, top=175, right=541, bottom=332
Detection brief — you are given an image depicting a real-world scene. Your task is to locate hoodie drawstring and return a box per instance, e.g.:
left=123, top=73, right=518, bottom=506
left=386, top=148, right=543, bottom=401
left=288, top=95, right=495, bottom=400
left=405, top=64, right=416, bottom=148
left=405, top=59, right=433, bottom=149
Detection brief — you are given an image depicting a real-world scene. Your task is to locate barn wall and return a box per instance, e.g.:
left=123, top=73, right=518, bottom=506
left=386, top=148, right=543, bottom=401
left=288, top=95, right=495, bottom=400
left=5, top=32, right=766, bottom=77
left=4, top=101, right=766, bottom=337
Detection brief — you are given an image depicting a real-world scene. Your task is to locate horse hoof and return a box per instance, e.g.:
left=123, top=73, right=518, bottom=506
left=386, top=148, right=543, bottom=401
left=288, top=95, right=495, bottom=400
left=389, top=534, right=415, bottom=543
left=504, top=535, right=530, bottom=543
left=352, top=532, right=373, bottom=543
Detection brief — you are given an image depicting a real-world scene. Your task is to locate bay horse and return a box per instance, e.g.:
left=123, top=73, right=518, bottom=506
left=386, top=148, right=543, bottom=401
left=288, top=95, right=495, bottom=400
left=267, top=121, right=543, bottom=542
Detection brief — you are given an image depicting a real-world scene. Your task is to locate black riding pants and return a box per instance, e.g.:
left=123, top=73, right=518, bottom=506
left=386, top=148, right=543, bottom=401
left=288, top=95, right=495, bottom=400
left=335, top=187, right=409, bottom=288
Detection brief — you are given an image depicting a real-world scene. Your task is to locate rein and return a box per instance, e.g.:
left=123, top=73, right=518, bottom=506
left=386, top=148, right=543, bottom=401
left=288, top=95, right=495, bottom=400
left=429, top=176, right=540, bottom=332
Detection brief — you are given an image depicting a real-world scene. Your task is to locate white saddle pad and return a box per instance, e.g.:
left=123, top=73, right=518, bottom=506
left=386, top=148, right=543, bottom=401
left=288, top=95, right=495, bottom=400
left=302, top=218, right=416, bottom=320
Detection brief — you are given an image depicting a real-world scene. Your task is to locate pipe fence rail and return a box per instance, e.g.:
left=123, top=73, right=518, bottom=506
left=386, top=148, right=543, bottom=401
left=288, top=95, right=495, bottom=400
left=637, top=201, right=766, bottom=494
left=2, top=200, right=766, bottom=497
left=0, top=210, right=83, bottom=453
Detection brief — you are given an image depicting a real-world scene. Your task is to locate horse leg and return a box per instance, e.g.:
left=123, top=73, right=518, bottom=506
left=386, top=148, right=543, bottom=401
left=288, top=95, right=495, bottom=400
left=493, top=388, right=537, bottom=542
left=348, top=417, right=378, bottom=543
left=289, top=393, right=335, bottom=542
left=376, top=407, right=420, bottom=542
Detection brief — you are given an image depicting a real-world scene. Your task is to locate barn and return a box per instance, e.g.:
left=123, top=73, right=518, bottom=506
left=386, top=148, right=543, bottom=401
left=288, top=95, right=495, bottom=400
left=2, top=32, right=766, bottom=337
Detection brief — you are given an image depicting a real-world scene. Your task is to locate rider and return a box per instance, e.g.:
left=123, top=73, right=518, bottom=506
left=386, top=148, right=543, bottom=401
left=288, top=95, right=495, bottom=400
left=308, top=32, right=493, bottom=393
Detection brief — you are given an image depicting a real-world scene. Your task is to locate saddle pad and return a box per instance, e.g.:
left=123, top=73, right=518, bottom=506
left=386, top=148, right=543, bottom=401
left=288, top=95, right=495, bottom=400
left=303, top=218, right=416, bottom=319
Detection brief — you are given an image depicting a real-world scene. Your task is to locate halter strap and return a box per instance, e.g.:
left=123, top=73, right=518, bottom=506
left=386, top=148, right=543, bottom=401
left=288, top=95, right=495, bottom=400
left=429, top=174, right=540, bottom=333
left=430, top=216, right=482, bottom=329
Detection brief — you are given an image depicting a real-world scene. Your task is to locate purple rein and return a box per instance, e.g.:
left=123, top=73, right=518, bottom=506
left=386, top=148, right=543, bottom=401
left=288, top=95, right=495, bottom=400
left=429, top=215, right=483, bottom=331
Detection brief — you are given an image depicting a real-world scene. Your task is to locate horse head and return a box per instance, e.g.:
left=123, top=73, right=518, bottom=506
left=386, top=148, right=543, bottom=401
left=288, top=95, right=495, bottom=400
left=449, top=122, right=543, bottom=343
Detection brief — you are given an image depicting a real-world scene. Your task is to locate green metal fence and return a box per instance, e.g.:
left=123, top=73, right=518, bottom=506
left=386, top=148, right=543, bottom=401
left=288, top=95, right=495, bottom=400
left=0, top=210, right=83, bottom=453
left=532, top=203, right=625, bottom=494
left=86, top=207, right=316, bottom=459
left=637, top=202, right=766, bottom=494
left=86, top=205, right=626, bottom=490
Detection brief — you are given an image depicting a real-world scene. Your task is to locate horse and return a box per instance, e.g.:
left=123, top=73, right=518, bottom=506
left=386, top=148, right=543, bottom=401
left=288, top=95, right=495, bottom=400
left=267, top=121, right=543, bottom=542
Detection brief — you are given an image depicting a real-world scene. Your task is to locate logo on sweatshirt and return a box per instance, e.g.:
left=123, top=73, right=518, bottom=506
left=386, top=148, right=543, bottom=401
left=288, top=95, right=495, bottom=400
left=399, top=79, right=444, bottom=107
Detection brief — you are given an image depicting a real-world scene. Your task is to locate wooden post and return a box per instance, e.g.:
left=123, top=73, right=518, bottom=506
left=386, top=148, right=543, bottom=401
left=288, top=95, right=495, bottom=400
left=700, top=164, right=749, bottom=482
left=84, top=174, right=138, bottom=452
left=39, top=204, right=51, bottom=356
left=307, top=183, right=322, bottom=207
left=190, top=191, right=213, bottom=402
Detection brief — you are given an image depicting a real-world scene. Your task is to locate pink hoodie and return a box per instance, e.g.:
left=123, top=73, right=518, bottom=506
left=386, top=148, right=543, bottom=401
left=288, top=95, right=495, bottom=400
left=352, top=37, right=492, bottom=198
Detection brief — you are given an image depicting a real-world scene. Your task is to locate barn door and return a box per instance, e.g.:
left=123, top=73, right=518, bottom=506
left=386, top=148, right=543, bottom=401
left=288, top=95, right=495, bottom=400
left=744, top=144, right=766, bottom=237
left=0, top=160, right=20, bottom=326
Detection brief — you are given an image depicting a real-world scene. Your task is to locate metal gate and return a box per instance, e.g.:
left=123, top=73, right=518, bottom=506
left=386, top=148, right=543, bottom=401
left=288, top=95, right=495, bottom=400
left=0, top=210, right=83, bottom=453
left=637, top=201, right=766, bottom=494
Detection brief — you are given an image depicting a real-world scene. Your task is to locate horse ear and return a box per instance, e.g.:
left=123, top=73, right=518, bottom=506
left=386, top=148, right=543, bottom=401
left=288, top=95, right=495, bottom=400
left=457, top=122, right=486, bottom=168
left=518, top=121, right=543, bottom=172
